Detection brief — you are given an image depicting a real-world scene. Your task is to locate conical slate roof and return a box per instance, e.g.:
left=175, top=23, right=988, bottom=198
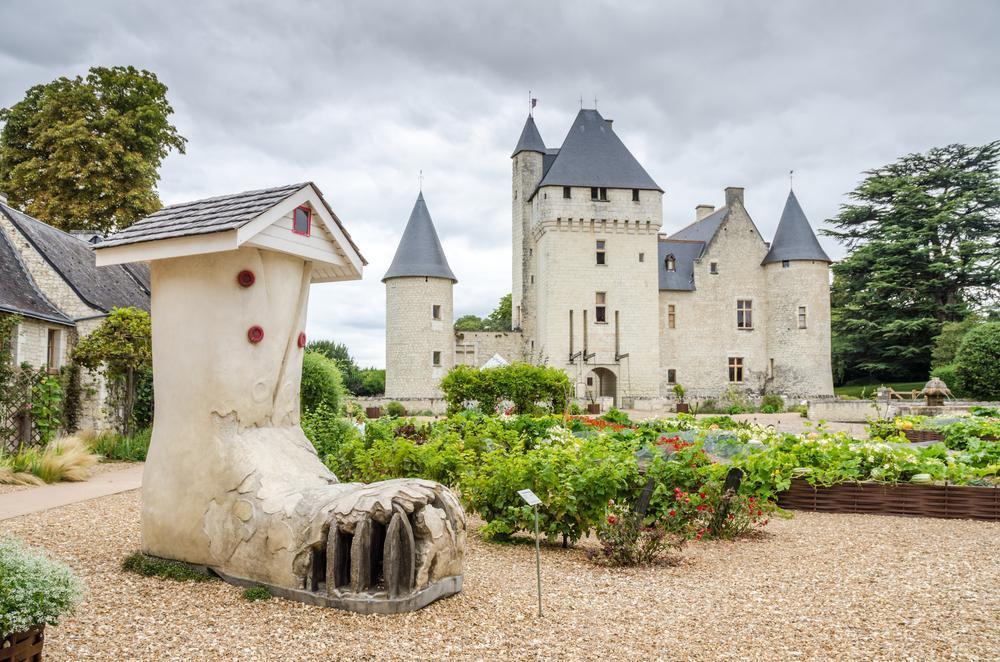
left=382, top=193, right=457, bottom=283
left=512, top=116, right=546, bottom=157
left=762, top=190, right=831, bottom=265
left=535, top=109, right=660, bottom=193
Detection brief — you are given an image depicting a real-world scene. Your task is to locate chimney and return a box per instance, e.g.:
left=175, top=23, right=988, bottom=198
left=695, top=204, right=715, bottom=221
left=725, top=187, right=744, bottom=208
left=604, top=119, right=613, bottom=127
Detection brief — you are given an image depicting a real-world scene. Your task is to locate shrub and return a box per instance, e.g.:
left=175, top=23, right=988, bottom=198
left=121, top=552, right=217, bottom=582
left=300, top=350, right=345, bottom=413
left=385, top=401, right=407, bottom=418
left=440, top=363, right=571, bottom=415
left=85, top=428, right=152, bottom=462
left=592, top=499, right=685, bottom=566
left=0, top=435, right=99, bottom=484
left=932, top=318, right=980, bottom=369
left=0, top=537, right=84, bottom=637
left=242, top=585, right=272, bottom=601
left=569, top=403, right=583, bottom=415
left=600, top=408, right=632, bottom=426
left=29, top=370, right=62, bottom=445
left=760, top=394, right=784, bottom=413
left=301, top=404, right=360, bottom=459
left=955, top=323, right=1000, bottom=400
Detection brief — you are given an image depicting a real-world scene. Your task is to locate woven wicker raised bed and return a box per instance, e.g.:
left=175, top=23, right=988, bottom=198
left=778, top=479, right=999, bottom=521
left=902, top=429, right=945, bottom=443
left=0, top=626, right=44, bottom=662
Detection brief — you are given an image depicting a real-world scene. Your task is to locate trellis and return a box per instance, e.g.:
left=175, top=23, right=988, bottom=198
left=1, top=369, right=46, bottom=454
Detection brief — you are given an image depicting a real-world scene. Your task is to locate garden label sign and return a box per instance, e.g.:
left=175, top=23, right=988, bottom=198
left=518, top=489, right=543, bottom=617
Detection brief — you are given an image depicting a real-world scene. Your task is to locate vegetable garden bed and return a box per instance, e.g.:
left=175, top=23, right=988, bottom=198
left=778, top=478, right=999, bottom=521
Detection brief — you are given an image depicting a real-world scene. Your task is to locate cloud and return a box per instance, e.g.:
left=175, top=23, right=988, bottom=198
left=1, top=0, right=997, bottom=367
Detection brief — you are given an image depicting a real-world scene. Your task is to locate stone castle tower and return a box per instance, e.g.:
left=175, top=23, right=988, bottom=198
left=761, top=190, right=834, bottom=396
left=383, top=192, right=456, bottom=399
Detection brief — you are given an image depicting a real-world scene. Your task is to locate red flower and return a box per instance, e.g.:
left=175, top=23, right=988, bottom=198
left=607, top=515, right=618, bottom=525
left=669, top=510, right=676, bottom=517
left=698, top=492, right=706, bottom=499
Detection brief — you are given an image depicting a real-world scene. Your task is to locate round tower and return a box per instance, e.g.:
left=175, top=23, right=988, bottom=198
left=383, top=192, right=457, bottom=400
left=762, top=190, right=834, bottom=397
left=511, top=115, right=546, bottom=340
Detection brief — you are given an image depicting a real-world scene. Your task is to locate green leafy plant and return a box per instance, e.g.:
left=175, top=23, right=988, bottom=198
left=385, top=401, right=407, bottom=418
left=955, top=322, right=1000, bottom=400
left=760, top=394, right=784, bottom=413
left=30, top=372, right=63, bottom=444
left=121, top=552, right=217, bottom=582
left=73, top=307, right=152, bottom=437
left=242, top=585, right=272, bottom=601
left=592, top=499, right=686, bottom=566
left=0, top=537, right=84, bottom=637
left=300, top=350, right=345, bottom=414
left=440, top=363, right=570, bottom=415
left=85, top=428, right=152, bottom=462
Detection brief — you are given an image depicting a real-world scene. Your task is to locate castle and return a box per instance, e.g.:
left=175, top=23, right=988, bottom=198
left=383, top=108, right=834, bottom=409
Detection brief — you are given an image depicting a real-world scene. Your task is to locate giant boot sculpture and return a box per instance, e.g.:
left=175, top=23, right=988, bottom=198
left=97, top=186, right=465, bottom=613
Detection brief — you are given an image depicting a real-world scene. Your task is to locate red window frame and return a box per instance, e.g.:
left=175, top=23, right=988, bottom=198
left=292, top=205, right=312, bottom=236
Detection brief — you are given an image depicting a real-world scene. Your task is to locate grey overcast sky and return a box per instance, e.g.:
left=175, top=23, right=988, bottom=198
left=1, top=0, right=997, bottom=367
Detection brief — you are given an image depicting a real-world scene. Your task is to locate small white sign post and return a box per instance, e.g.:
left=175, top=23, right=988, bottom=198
left=517, top=488, right=543, bottom=617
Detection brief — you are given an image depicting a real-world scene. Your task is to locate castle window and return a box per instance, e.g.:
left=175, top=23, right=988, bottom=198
left=665, top=254, right=676, bottom=272
left=782, top=260, right=790, bottom=268
left=728, top=357, right=744, bottom=383
left=667, top=304, right=676, bottom=329
left=710, top=262, right=718, bottom=275
left=530, top=275, right=534, bottom=283
left=798, top=306, right=807, bottom=329
left=432, top=351, right=442, bottom=367
left=667, top=369, right=676, bottom=384
left=591, top=187, right=608, bottom=201
left=638, top=252, right=644, bottom=263
left=596, top=240, right=606, bottom=265
left=737, top=299, right=753, bottom=329
left=292, top=205, right=312, bottom=236
left=563, top=186, right=571, bottom=199
left=432, top=305, right=441, bottom=320
left=632, top=189, right=640, bottom=202
left=595, top=292, right=607, bottom=323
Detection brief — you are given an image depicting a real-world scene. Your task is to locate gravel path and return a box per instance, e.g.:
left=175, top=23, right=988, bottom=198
left=4, top=490, right=997, bottom=660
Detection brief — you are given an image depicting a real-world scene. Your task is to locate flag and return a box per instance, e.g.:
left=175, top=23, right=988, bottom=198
left=531, top=98, right=537, bottom=108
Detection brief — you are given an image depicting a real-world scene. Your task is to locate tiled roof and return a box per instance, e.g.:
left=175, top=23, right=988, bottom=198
left=668, top=207, right=728, bottom=244
left=534, top=109, right=660, bottom=194
left=658, top=239, right=703, bottom=291
left=0, top=223, right=73, bottom=325
left=98, top=182, right=365, bottom=264
left=762, top=191, right=831, bottom=264
left=1, top=202, right=149, bottom=313
left=383, top=192, right=457, bottom=283
left=98, top=183, right=306, bottom=248
left=512, top=116, right=546, bottom=156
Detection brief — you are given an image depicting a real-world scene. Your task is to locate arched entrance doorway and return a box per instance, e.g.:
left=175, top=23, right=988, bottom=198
left=586, top=367, right=618, bottom=407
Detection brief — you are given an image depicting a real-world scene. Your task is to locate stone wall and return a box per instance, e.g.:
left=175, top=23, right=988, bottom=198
left=511, top=150, right=544, bottom=338
left=764, top=260, right=834, bottom=396
left=384, top=276, right=454, bottom=399
left=658, top=195, right=771, bottom=398
left=454, top=330, right=524, bottom=367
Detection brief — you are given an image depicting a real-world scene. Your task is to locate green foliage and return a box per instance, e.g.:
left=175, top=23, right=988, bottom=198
left=824, top=141, right=1000, bottom=382
left=455, top=293, right=513, bottom=332
left=440, top=363, right=570, bottom=415
left=29, top=372, right=63, bottom=444
left=60, top=363, right=82, bottom=433
left=385, top=401, right=407, bottom=418
left=593, top=499, right=685, bottom=566
left=121, top=552, right=217, bottom=582
left=0, top=66, right=186, bottom=234
left=300, top=350, right=344, bottom=413
left=672, top=383, right=686, bottom=401
left=133, top=367, right=154, bottom=429
left=454, top=314, right=485, bottom=331
left=242, top=585, right=272, bottom=601
left=932, top=318, right=981, bottom=369
left=760, top=394, right=784, bottom=413
left=73, top=307, right=151, bottom=436
left=306, top=340, right=384, bottom=396
left=87, top=428, right=151, bottom=462
left=954, top=322, right=1000, bottom=400
left=0, top=537, right=84, bottom=636
left=0, top=314, right=22, bottom=440
left=600, top=408, right=632, bottom=426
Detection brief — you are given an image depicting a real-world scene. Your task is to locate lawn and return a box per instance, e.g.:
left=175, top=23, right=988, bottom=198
left=834, top=381, right=926, bottom=398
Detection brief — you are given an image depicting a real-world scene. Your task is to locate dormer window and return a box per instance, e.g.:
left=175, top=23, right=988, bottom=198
left=292, top=205, right=312, bottom=236
left=665, top=254, right=676, bottom=272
